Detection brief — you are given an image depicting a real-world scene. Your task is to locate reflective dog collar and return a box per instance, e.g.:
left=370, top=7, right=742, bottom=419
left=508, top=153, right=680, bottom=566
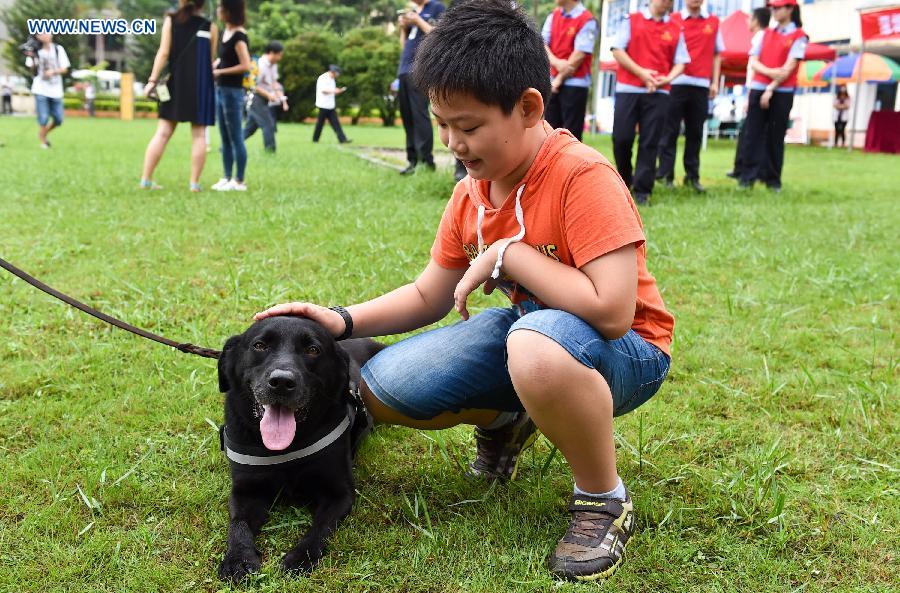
left=222, top=403, right=354, bottom=467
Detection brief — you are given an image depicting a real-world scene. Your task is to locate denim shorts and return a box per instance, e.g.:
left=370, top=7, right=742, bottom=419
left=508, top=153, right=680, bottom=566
left=35, top=95, right=64, bottom=127
left=361, top=303, right=671, bottom=420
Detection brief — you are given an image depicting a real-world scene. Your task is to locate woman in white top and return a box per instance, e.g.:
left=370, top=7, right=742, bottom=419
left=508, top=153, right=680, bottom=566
left=833, top=85, right=851, bottom=147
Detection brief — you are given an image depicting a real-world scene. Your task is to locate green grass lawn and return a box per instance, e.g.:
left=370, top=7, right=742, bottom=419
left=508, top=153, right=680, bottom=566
left=0, top=115, right=896, bottom=592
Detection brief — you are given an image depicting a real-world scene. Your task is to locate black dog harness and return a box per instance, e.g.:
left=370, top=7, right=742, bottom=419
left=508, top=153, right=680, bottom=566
left=219, top=385, right=370, bottom=467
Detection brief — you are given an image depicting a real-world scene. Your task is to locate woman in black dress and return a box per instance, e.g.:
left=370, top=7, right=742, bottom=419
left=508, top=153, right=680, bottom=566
left=141, top=0, right=217, bottom=192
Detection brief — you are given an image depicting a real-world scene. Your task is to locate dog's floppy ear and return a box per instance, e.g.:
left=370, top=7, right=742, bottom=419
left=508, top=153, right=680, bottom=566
left=218, top=336, right=241, bottom=393
left=334, top=343, right=351, bottom=395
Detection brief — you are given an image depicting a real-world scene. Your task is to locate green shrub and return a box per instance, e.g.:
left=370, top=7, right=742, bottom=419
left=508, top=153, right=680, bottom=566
left=279, top=29, right=341, bottom=122
left=337, top=27, right=401, bottom=126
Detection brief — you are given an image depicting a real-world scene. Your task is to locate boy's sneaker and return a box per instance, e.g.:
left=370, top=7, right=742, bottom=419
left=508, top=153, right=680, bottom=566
left=226, top=180, right=247, bottom=191
left=466, top=412, right=538, bottom=481
left=211, top=178, right=231, bottom=191
left=548, top=490, right=636, bottom=582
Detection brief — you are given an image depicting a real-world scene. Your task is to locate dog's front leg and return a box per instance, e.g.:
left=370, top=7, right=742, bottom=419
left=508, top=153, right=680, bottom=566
left=219, top=487, right=272, bottom=583
left=282, top=489, right=354, bottom=574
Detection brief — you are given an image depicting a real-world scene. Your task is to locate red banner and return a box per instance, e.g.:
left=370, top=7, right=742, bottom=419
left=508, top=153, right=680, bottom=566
left=860, top=6, right=900, bottom=42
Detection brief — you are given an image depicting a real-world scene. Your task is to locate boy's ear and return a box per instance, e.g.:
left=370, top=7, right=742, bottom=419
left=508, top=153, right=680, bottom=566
left=520, top=88, right=545, bottom=128
left=217, top=336, right=241, bottom=393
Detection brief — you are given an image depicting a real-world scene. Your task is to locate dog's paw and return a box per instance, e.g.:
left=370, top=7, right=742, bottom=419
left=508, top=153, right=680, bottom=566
left=218, top=551, right=262, bottom=582
left=281, top=545, right=323, bottom=575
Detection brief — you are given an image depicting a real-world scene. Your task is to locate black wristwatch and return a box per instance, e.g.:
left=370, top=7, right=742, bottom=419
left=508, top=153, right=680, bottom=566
left=328, top=306, right=353, bottom=341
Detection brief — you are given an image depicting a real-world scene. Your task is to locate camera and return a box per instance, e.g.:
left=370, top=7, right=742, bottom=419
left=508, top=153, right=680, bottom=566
left=19, top=36, right=42, bottom=56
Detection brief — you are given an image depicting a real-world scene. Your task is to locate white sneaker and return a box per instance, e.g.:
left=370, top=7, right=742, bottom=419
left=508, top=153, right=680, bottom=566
left=226, top=180, right=247, bottom=191
left=211, top=178, right=231, bottom=191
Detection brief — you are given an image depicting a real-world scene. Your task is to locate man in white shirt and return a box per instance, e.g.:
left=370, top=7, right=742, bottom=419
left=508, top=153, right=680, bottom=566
left=84, top=81, right=96, bottom=117
left=312, top=64, right=350, bottom=144
left=24, top=34, right=70, bottom=148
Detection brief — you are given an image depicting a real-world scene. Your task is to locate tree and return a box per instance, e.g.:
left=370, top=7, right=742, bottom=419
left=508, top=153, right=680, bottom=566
left=116, top=0, right=171, bottom=81
left=1, top=0, right=81, bottom=79
left=338, top=26, right=400, bottom=126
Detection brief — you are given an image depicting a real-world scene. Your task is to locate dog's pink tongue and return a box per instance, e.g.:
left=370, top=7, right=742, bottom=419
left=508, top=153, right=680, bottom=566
left=260, top=404, right=297, bottom=451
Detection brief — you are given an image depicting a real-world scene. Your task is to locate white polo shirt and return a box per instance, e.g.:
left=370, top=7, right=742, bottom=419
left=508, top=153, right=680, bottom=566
left=315, top=72, right=336, bottom=110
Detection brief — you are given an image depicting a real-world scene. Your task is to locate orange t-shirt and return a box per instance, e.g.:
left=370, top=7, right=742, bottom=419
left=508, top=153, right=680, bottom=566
left=430, top=126, right=674, bottom=355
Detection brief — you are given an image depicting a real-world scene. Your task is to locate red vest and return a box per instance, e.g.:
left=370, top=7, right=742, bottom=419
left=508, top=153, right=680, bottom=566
left=671, top=12, right=719, bottom=80
left=752, top=27, right=807, bottom=88
left=549, top=7, right=595, bottom=79
left=617, top=12, right=682, bottom=91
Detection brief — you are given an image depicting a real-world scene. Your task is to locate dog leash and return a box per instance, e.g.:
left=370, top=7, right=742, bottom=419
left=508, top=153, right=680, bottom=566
left=1, top=256, right=221, bottom=359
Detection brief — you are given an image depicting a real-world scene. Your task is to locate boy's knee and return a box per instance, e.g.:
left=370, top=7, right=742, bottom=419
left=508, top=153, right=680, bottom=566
left=506, top=329, right=569, bottom=402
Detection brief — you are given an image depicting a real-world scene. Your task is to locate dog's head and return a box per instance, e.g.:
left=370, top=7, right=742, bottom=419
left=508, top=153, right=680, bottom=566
left=218, top=316, right=351, bottom=451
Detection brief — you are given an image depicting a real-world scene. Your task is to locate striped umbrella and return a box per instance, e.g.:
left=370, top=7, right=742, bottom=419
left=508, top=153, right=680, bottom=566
left=817, top=52, right=900, bottom=83
left=797, top=60, right=828, bottom=87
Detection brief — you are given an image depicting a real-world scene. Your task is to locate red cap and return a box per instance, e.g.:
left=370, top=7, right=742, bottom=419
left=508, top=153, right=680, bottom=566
left=767, top=0, right=797, bottom=7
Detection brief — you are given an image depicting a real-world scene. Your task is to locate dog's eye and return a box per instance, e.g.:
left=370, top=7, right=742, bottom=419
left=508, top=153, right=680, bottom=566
left=252, top=341, right=268, bottom=351
left=305, top=345, right=321, bottom=356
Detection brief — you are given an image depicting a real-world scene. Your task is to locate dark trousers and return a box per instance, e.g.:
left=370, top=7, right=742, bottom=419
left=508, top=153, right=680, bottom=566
left=656, top=85, right=707, bottom=182
left=244, top=95, right=276, bottom=152
left=613, top=92, right=669, bottom=195
left=739, top=90, right=793, bottom=188
left=1, top=95, right=11, bottom=114
left=834, top=120, right=847, bottom=146
left=312, top=108, right=348, bottom=143
left=545, top=86, right=589, bottom=141
left=732, top=125, right=747, bottom=177
left=270, top=104, right=280, bottom=133
left=397, top=74, right=434, bottom=166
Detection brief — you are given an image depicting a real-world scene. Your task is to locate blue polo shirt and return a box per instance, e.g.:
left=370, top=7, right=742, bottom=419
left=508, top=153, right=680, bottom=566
left=398, top=1, right=446, bottom=77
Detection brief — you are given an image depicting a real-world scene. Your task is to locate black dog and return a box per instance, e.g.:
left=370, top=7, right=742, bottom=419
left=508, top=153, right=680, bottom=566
left=216, top=316, right=384, bottom=581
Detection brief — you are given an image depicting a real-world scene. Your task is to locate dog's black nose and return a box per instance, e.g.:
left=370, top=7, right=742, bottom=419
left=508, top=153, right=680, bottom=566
left=267, top=369, right=297, bottom=393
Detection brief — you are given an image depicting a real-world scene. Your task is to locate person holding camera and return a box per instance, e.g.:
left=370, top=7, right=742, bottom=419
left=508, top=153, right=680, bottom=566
left=140, top=0, right=217, bottom=192
left=24, top=33, right=70, bottom=149
left=396, top=0, right=445, bottom=175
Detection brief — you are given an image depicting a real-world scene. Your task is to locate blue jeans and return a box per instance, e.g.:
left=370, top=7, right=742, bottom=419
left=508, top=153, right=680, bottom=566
left=361, top=303, right=671, bottom=420
left=35, top=95, right=63, bottom=127
left=216, top=86, right=247, bottom=181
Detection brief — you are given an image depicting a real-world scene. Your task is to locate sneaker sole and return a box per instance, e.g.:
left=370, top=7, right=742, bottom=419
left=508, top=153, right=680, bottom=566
left=571, top=536, right=631, bottom=582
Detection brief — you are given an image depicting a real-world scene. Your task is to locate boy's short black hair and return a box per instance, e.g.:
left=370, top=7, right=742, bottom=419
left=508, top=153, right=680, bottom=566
left=752, top=7, right=771, bottom=29
left=264, top=41, right=284, bottom=54
left=411, top=0, right=551, bottom=115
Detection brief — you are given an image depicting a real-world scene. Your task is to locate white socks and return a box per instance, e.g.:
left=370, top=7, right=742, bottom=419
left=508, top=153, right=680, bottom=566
left=574, top=476, right=626, bottom=500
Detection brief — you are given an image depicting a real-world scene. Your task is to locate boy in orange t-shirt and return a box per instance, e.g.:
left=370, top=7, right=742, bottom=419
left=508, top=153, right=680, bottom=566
left=256, top=0, right=673, bottom=581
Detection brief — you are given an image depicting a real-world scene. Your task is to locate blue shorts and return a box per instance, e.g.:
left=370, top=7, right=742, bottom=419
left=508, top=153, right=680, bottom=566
left=361, top=303, right=671, bottom=421
left=35, top=95, right=64, bottom=127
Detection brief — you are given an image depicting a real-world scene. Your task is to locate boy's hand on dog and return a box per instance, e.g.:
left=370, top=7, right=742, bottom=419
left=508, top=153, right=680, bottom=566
left=454, top=244, right=501, bottom=321
left=254, top=302, right=345, bottom=338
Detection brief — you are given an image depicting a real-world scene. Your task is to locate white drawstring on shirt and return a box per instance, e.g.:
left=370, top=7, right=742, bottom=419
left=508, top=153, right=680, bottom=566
left=473, top=184, right=527, bottom=279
